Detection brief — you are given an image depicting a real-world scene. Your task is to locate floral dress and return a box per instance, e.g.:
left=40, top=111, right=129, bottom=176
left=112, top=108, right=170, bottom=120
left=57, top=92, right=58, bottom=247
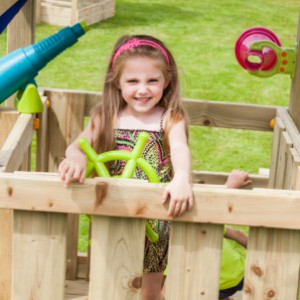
left=109, top=116, right=172, bottom=273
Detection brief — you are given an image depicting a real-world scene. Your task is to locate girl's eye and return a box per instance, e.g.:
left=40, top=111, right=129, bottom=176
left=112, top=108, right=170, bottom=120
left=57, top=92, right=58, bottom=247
left=149, top=79, right=158, bottom=83
left=127, top=79, right=138, bottom=83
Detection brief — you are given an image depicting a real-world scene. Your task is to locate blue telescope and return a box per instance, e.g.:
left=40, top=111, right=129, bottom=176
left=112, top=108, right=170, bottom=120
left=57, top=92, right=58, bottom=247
left=0, top=22, right=88, bottom=105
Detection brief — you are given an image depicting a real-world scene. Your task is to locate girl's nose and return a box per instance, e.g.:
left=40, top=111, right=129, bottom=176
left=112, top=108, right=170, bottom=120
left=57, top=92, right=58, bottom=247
left=137, top=83, right=148, bottom=94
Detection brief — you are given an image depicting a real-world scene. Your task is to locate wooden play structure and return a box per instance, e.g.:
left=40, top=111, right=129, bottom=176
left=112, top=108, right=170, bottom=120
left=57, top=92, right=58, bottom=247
left=35, top=0, right=115, bottom=26
left=1, top=1, right=300, bottom=299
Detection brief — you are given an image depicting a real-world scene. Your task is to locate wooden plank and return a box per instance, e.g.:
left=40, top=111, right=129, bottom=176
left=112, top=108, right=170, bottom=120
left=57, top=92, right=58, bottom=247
left=166, top=223, right=223, bottom=299
left=42, top=88, right=278, bottom=131
left=46, top=89, right=85, bottom=172
left=45, top=90, right=85, bottom=280
left=89, top=216, right=145, bottom=299
left=71, top=0, right=79, bottom=24
left=274, top=131, right=292, bottom=189
left=268, top=116, right=286, bottom=188
left=42, top=88, right=100, bottom=117
left=13, top=211, right=67, bottom=299
left=36, top=0, right=42, bottom=23
left=78, top=0, right=115, bottom=25
left=288, top=12, right=300, bottom=131
left=243, top=227, right=300, bottom=300
left=0, top=209, right=13, bottom=300
left=0, top=114, right=35, bottom=172
left=0, top=109, right=19, bottom=148
left=277, top=108, right=300, bottom=153
left=183, top=98, right=277, bottom=131
left=67, top=214, right=79, bottom=280
left=36, top=97, right=49, bottom=172
left=0, top=108, right=18, bottom=300
left=3, top=174, right=300, bottom=230
left=6, top=0, right=35, bottom=107
left=289, top=149, right=300, bottom=190
left=41, top=6, right=71, bottom=26
left=192, top=170, right=268, bottom=189
left=0, top=0, right=15, bottom=16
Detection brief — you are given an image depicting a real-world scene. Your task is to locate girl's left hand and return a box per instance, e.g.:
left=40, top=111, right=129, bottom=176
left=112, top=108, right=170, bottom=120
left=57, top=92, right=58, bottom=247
left=162, top=176, right=194, bottom=217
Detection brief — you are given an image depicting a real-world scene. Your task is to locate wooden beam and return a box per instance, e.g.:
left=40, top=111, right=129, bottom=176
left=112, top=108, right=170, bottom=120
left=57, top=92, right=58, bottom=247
left=42, top=88, right=278, bottom=131
left=6, top=0, right=35, bottom=107
left=12, top=211, right=67, bottom=299
left=2, top=173, right=300, bottom=230
left=89, top=216, right=145, bottom=299
left=244, top=227, right=300, bottom=300
left=192, top=170, right=268, bottom=188
left=289, top=11, right=300, bottom=130
left=277, top=108, right=300, bottom=153
left=166, top=223, right=223, bottom=299
left=0, top=114, right=35, bottom=172
left=183, top=98, right=277, bottom=131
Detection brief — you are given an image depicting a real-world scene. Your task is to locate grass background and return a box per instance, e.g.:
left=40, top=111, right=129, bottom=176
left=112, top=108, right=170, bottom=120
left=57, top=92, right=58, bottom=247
left=1, top=0, right=299, bottom=251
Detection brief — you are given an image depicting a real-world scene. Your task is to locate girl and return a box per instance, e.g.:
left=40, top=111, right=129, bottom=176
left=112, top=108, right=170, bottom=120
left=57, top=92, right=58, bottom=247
left=59, top=34, right=194, bottom=299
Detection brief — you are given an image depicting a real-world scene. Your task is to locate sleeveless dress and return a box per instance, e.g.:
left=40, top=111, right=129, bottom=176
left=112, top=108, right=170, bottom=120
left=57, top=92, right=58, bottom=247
left=109, top=113, right=172, bottom=273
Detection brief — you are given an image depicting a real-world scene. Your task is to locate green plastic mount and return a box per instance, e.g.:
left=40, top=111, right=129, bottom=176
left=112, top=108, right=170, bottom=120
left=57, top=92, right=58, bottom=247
left=78, top=132, right=160, bottom=243
left=249, top=40, right=297, bottom=79
left=15, top=84, right=43, bottom=113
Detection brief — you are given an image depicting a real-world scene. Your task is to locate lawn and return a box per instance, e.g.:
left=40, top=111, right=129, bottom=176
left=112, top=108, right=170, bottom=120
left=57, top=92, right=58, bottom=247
left=1, top=0, right=299, bottom=251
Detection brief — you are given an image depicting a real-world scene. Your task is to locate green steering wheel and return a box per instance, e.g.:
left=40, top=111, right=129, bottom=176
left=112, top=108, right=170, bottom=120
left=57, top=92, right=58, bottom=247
left=78, top=132, right=159, bottom=243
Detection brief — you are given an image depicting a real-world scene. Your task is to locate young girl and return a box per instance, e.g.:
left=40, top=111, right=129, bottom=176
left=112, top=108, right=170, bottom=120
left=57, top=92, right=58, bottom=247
left=59, top=34, right=194, bottom=299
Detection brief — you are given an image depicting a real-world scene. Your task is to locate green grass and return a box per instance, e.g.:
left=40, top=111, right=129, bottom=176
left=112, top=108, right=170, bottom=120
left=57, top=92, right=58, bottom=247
left=1, top=0, right=299, bottom=251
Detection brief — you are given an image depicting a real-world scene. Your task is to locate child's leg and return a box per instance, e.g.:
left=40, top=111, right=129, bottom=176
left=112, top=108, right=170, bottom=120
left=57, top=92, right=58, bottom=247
left=142, top=271, right=164, bottom=300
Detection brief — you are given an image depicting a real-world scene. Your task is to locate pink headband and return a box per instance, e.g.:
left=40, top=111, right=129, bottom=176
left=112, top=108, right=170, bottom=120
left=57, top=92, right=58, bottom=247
left=112, top=38, right=170, bottom=68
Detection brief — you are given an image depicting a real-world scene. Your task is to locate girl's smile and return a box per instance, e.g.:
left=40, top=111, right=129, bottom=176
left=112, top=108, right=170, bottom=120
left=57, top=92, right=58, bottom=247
left=118, top=56, right=168, bottom=116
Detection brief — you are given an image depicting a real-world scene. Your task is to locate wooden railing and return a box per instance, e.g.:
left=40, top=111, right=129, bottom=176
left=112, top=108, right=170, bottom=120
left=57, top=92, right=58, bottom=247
left=0, top=172, right=300, bottom=299
left=1, top=89, right=300, bottom=299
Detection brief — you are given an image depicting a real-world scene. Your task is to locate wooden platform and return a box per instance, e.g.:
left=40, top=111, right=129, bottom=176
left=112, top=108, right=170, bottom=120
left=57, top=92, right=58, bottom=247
left=65, top=279, right=88, bottom=299
left=64, top=279, right=243, bottom=300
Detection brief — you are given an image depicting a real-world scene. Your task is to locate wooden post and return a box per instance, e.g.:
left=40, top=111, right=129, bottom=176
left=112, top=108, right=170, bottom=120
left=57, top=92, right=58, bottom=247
left=166, top=223, right=223, bottom=299
left=244, top=227, right=300, bottom=300
left=289, top=12, right=300, bottom=130
left=89, top=216, right=145, bottom=299
left=45, top=89, right=86, bottom=279
left=6, top=0, right=35, bottom=108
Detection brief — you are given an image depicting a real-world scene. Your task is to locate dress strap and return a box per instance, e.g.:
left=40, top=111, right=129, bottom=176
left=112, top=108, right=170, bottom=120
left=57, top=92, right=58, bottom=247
left=160, top=110, right=167, bottom=131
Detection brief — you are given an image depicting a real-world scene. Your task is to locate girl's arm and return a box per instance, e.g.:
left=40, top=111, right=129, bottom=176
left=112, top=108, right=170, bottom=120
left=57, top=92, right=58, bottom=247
left=224, top=227, right=248, bottom=248
left=225, top=170, right=252, bottom=189
left=162, top=119, right=194, bottom=217
left=58, top=117, right=97, bottom=187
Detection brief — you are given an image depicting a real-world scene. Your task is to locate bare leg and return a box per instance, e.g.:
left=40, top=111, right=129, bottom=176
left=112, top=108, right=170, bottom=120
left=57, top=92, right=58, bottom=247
left=142, top=272, right=164, bottom=300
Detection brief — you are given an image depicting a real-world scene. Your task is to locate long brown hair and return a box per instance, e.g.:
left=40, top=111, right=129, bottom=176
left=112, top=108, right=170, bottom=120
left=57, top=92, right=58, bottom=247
left=90, top=34, right=188, bottom=154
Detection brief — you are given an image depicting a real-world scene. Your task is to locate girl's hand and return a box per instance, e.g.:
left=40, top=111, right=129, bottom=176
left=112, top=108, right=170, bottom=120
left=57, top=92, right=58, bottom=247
left=225, top=170, right=252, bottom=189
left=58, top=155, right=87, bottom=187
left=162, top=175, right=194, bottom=218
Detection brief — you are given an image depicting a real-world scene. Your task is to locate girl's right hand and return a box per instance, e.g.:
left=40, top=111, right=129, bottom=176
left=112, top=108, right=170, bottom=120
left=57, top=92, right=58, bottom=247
left=58, top=155, right=87, bottom=187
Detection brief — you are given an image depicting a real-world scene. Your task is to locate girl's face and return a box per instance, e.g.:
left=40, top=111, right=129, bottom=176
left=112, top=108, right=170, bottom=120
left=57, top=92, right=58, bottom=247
left=118, top=56, right=168, bottom=116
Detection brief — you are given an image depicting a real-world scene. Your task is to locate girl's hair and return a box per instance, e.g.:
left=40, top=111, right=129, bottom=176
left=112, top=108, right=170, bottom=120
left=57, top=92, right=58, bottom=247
left=91, top=34, right=188, bottom=154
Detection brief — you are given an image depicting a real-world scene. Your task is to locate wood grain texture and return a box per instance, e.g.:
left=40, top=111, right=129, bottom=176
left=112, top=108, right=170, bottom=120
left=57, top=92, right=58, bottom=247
left=89, top=216, right=145, bottom=299
left=13, top=211, right=67, bottom=299
left=42, top=88, right=278, bottom=131
left=243, top=228, right=300, bottom=300
left=268, top=116, right=286, bottom=188
left=0, top=114, right=35, bottom=172
left=289, top=11, right=300, bottom=130
left=166, top=223, right=223, bottom=299
left=2, top=173, right=300, bottom=230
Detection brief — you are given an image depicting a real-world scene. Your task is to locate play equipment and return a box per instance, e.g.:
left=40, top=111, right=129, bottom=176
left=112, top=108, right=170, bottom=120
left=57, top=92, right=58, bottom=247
left=78, top=132, right=160, bottom=243
left=0, top=22, right=88, bottom=112
left=3, top=2, right=300, bottom=299
left=235, top=27, right=297, bottom=78
left=36, top=0, right=115, bottom=27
